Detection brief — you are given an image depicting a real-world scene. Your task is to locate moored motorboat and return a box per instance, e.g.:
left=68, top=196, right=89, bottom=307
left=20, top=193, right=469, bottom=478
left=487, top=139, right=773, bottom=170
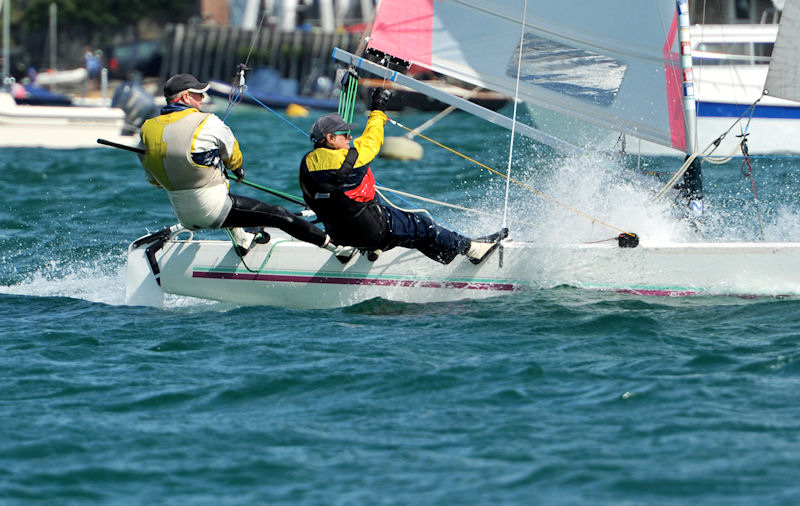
left=0, top=89, right=138, bottom=149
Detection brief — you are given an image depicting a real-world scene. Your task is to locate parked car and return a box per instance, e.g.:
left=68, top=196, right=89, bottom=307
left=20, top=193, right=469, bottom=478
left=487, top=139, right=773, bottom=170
left=107, top=40, right=163, bottom=79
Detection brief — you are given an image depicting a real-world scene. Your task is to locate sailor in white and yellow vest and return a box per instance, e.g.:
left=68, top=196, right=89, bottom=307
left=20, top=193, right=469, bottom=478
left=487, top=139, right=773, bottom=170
left=140, top=73, right=342, bottom=257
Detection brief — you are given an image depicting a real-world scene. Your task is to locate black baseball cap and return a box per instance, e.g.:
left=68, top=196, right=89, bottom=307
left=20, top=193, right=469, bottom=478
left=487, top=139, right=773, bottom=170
left=310, top=113, right=358, bottom=143
left=163, top=74, right=210, bottom=98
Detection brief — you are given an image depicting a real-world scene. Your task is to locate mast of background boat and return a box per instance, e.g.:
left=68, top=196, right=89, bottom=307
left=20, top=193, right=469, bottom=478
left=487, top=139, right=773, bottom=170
left=48, top=2, right=57, bottom=71
left=2, top=0, right=9, bottom=83
left=677, top=0, right=704, bottom=216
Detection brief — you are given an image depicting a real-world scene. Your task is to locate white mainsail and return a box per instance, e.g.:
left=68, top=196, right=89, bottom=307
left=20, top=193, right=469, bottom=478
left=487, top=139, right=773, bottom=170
left=366, top=0, right=688, bottom=152
left=764, top=0, right=800, bottom=103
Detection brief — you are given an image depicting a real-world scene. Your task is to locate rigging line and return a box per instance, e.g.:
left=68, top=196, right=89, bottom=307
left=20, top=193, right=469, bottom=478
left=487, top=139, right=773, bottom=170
left=387, top=117, right=632, bottom=236
left=225, top=228, right=259, bottom=273
left=503, top=0, right=528, bottom=229
left=653, top=152, right=698, bottom=200
left=653, top=95, right=760, bottom=201
left=710, top=96, right=761, bottom=144
left=742, top=94, right=762, bottom=134
left=652, top=132, right=727, bottom=199
left=222, top=80, right=243, bottom=123
left=653, top=98, right=763, bottom=200
left=242, top=11, right=267, bottom=68
left=375, top=188, right=429, bottom=214
left=346, top=70, right=358, bottom=122
left=374, top=188, right=458, bottom=230
left=739, top=140, right=765, bottom=240
left=221, top=9, right=265, bottom=122
left=702, top=137, right=745, bottom=165
left=377, top=185, right=538, bottom=228
left=375, top=186, right=460, bottom=231
left=243, top=89, right=308, bottom=136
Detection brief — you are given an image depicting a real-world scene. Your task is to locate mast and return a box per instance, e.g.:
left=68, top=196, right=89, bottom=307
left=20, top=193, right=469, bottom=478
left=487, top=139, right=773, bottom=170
left=677, top=0, right=697, bottom=154
left=2, top=0, right=9, bottom=84
left=677, top=0, right=703, bottom=216
left=48, top=2, right=57, bottom=70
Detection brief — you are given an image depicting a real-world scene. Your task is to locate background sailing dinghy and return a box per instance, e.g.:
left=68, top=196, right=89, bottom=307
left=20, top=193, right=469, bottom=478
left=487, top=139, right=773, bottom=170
left=689, top=23, right=800, bottom=156
left=125, top=0, right=800, bottom=308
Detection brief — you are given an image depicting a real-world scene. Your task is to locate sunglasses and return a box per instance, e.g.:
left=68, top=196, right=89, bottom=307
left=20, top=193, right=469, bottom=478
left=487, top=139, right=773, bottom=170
left=333, top=131, right=352, bottom=137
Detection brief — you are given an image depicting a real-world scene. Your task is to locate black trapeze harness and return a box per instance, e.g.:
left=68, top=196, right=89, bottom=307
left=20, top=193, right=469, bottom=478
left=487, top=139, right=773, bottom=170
left=299, top=147, right=386, bottom=248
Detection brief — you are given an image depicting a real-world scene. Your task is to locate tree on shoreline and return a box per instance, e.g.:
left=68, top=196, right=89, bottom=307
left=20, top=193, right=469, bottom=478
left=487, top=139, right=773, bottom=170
left=10, top=0, right=199, bottom=73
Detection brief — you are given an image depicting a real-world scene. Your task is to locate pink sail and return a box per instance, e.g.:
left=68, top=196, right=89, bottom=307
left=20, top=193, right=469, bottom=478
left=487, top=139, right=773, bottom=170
left=368, top=0, right=433, bottom=66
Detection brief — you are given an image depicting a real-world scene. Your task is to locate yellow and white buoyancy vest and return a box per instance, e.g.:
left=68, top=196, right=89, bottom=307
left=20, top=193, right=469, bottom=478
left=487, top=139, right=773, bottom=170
left=141, top=109, right=237, bottom=229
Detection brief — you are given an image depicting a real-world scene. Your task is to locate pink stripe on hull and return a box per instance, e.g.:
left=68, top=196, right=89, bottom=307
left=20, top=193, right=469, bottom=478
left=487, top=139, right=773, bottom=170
left=617, top=288, right=698, bottom=297
left=194, top=270, right=520, bottom=292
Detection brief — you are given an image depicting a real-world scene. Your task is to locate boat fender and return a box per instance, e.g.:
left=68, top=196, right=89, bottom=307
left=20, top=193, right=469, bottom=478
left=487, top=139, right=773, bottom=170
left=618, top=233, right=639, bottom=248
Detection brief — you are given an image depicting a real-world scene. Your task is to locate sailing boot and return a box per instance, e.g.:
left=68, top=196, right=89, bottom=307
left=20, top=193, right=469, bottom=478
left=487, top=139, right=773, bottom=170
left=323, top=235, right=357, bottom=264
left=231, top=227, right=256, bottom=257
left=466, top=228, right=509, bottom=265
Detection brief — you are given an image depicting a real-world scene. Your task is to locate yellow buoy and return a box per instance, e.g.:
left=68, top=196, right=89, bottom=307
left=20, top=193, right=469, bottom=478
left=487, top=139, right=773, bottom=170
left=285, top=103, right=309, bottom=118
left=380, top=136, right=424, bottom=161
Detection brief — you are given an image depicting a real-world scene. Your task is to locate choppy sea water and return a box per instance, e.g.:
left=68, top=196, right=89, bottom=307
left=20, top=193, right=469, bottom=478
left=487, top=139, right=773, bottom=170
left=2, top=106, right=800, bottom=504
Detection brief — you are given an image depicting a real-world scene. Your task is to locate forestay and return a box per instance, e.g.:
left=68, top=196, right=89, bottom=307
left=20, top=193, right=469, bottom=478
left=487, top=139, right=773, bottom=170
left=366, top=0, right=687, bottom=151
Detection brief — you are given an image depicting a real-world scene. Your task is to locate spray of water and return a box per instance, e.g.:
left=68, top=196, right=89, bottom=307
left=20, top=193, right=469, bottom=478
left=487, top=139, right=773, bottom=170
left=450, top=149, right=800, bottom=247
left=0, top=251, right=219, bottom=311
left=0, top=253, right=128, bottom=305
left=451, top=151, right=698, bottom=245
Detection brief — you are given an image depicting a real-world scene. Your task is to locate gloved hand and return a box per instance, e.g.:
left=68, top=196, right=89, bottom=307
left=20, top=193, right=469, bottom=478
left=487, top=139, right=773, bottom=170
left=370, top=88, right=392, bottom=112
left=231, top=168, right=244, bottom=182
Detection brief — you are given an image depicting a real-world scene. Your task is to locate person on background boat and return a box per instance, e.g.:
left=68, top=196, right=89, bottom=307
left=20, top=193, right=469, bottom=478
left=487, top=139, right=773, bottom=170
left=299, top=88, right=506, bottom=265
left=140, top=73, right=343, bottom=257
left=83, top=47, right=102, bottom=90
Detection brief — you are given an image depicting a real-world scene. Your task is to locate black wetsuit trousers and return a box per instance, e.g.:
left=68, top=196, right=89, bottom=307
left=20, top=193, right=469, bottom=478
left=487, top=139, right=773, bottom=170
left=381, top=206, right=471, bottom=264
left=221, top=194, right=327, bottom=247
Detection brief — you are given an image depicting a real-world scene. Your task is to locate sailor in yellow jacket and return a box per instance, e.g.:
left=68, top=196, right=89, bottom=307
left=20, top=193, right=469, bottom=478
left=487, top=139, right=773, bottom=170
left=140, top=73, right=339, bottom=256
left=299, top=88, right=505, bottom=265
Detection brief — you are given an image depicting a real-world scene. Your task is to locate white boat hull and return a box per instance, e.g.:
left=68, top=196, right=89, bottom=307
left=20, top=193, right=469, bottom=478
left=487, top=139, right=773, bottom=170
left=0, top=92, right=136, bottom=149
left=125, top=229, right=800, bottom=308
left=34, top=68, right=89, bottom=87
